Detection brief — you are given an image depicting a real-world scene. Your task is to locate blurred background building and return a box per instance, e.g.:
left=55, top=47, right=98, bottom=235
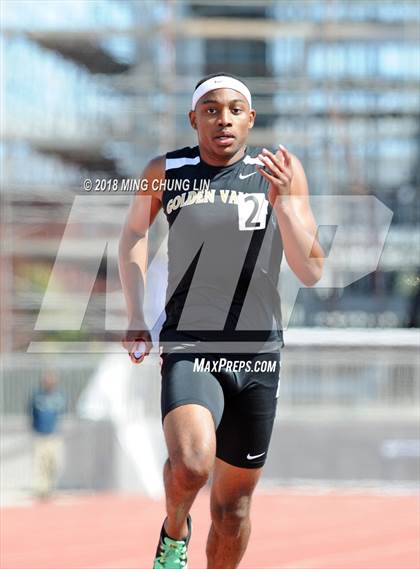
left=1, top=0, right=419, bottom=498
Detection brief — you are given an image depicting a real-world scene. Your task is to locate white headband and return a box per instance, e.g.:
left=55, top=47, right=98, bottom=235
left=192, top=76, right=252, bottom=111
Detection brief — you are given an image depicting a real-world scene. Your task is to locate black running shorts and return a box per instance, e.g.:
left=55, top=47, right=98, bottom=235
left=160, top=351, right=281, bottom=469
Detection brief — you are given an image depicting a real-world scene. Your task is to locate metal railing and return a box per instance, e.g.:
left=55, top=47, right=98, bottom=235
left=0, top=354, right=100, bottom=415
left=1, top=329, right=419, bottom=417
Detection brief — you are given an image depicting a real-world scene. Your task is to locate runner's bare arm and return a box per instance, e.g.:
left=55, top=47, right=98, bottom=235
left=278, top=154, right=324, bottom=285
left=257, top=146, right=324, bottom=286
left=118, top=156, right=165, bottom=333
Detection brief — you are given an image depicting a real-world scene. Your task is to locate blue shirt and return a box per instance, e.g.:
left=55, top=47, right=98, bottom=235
left=30, top=389, right=66, bottom=435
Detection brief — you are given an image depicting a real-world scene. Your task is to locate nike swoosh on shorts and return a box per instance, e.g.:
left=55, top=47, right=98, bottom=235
left=246, top=452, right=266, bottom=460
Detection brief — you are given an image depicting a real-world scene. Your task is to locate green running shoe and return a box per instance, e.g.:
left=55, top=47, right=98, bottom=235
left=153, top=515, right=192, bottom=569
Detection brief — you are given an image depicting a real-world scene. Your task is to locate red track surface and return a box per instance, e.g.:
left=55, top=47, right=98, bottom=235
left=1, top=490, right=419, bottom=569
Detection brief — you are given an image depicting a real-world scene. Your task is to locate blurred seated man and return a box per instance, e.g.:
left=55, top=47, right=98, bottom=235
left=29, top=371, right=66, bottom=499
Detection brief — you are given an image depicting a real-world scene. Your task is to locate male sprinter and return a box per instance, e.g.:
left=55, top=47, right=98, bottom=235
left=119, top=73, right=324, bottom=569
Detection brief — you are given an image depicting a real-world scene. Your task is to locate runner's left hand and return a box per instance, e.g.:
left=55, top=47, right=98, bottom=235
left=256, top=144, right=293, bottom=206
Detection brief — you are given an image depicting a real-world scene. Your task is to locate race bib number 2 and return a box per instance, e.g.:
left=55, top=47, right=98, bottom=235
left=238, top=193, right=268, bottom=231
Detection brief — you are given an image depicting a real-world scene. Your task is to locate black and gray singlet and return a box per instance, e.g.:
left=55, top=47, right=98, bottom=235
left=159, top=144, right=284, bottom=354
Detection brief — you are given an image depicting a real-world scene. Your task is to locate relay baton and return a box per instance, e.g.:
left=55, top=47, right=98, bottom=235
left=131, top=340, right=146, bottom=363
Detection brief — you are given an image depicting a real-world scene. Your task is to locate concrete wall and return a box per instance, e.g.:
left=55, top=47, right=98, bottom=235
left=2, top=413, right=418, bottom=501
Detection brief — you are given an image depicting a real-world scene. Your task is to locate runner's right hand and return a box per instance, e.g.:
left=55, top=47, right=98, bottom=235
left=122, top=320, right=153, bottom=365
